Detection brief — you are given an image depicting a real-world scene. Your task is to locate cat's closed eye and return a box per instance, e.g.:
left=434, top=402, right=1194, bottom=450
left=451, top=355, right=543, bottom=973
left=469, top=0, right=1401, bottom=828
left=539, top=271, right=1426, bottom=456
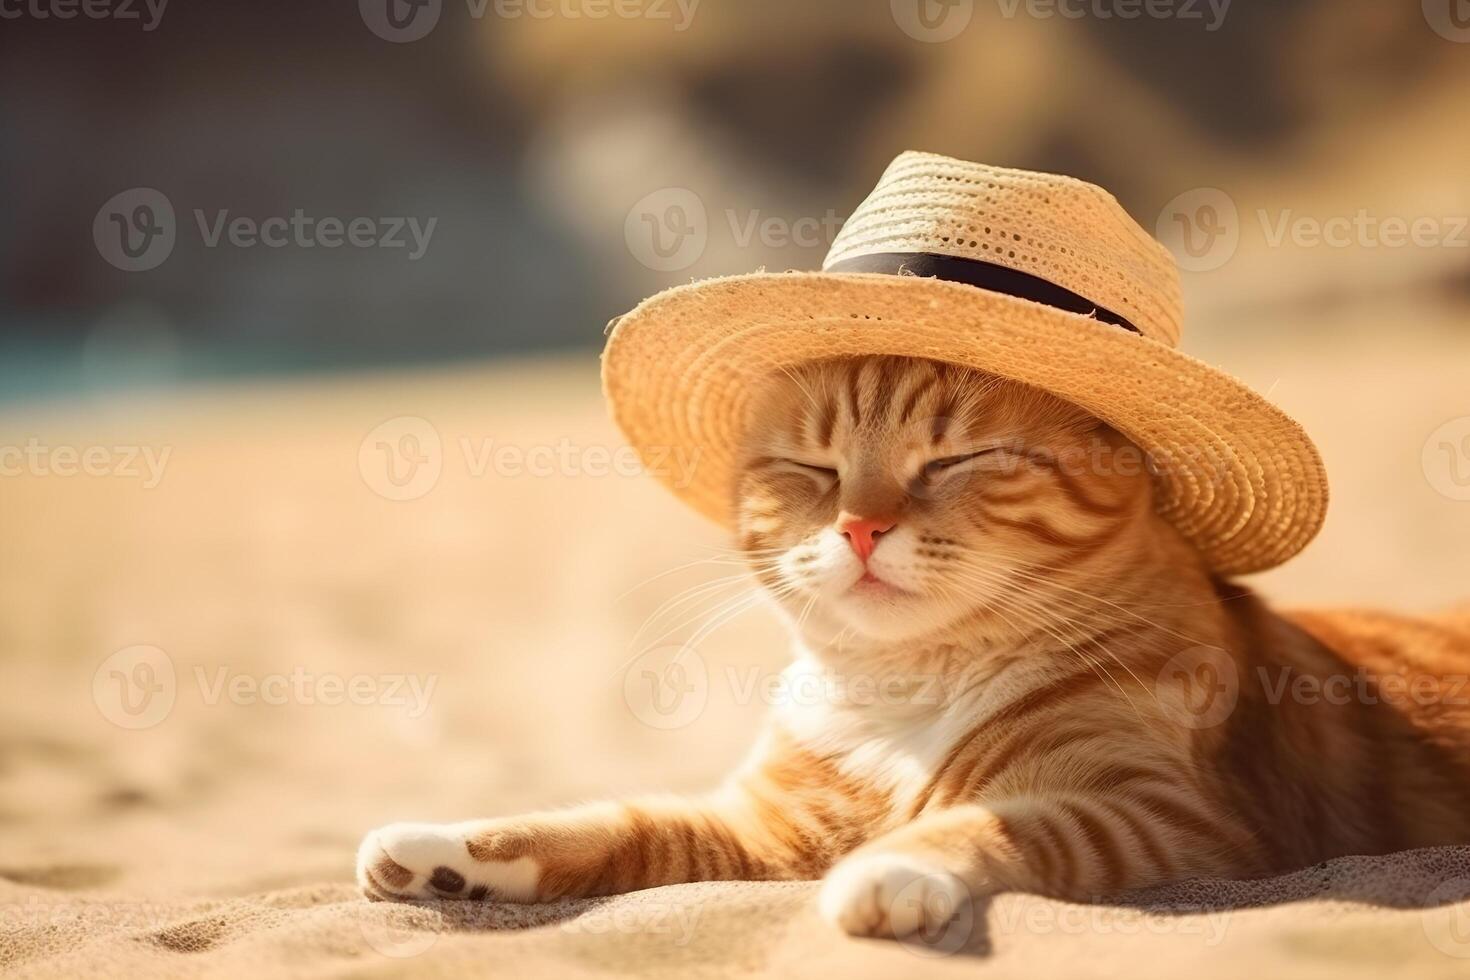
left=772, top=458, right=839, bottom=480
left=921, top=447, right=1003, bottom=476
left=913, top=447, right=1013, bottom=488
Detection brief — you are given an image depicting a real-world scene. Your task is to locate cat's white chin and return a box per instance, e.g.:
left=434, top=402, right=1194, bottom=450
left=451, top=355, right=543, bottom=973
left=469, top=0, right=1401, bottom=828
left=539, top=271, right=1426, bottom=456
left=827, top=588, right=956, bottom=643
left=848, top=571, right=914, bottom=600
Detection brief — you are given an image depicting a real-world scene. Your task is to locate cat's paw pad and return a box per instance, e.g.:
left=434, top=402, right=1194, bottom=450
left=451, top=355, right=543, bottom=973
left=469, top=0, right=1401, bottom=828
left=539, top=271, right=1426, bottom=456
left=356, top=821, right=538, bottom=903
left=818, top=852, right=970, bottom=940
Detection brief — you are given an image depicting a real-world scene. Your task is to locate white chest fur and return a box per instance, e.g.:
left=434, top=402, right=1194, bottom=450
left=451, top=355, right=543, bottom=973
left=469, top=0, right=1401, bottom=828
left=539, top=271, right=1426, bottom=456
left=771, top=651, right=1047, bottom=804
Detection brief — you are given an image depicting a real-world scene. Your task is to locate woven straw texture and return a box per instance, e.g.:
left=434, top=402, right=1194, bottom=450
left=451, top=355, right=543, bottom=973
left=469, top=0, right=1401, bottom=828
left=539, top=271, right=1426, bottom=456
left=603, top=153, right=1328, bottom=574
left=826, top=153, right=1185, bottom=345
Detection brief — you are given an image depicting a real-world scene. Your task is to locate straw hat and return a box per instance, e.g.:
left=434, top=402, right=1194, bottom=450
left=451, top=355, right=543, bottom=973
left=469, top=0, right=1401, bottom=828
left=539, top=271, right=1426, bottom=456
left=602, top=151, right=1327, bottom=574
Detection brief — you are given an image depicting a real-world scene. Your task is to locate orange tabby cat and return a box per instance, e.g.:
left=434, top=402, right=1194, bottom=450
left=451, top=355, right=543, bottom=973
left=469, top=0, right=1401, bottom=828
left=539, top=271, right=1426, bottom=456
left=358, top=355, right=1470, bottom=940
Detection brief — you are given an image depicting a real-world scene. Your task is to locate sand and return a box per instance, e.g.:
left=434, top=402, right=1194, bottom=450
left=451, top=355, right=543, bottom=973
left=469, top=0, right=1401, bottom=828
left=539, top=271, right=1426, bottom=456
left=3, top=313, right=1469, bottom=977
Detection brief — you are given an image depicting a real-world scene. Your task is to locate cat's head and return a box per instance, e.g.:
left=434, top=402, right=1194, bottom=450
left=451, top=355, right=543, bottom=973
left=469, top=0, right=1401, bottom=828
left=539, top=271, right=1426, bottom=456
left=735, top=355, right=1155, bottom=644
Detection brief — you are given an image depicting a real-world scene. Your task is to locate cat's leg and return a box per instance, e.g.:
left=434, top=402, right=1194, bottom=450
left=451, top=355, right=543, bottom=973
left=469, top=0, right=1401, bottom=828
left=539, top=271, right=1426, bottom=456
left=818, top=792, right=1250, bottom=939
left=357, top=790, right=812, bottom=902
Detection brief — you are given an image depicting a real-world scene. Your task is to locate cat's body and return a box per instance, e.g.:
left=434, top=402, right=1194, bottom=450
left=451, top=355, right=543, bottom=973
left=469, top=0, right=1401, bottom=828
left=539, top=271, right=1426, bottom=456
left=359, top=356, right=1470, bottom=940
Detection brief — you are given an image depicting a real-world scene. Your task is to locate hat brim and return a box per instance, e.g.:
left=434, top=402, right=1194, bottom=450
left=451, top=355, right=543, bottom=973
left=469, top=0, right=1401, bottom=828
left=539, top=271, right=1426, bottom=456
left=602, top=271, right=1327, bottom=575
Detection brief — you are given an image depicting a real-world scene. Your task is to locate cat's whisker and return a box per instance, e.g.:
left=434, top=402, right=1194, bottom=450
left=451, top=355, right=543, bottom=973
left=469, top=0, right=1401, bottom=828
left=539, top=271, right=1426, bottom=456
left=652, top=577, right=803, bottom=660
left=942, top=567, right=1142, bottom=715
left=615, top=556, right=757, bottom=604
left=971, top=553, right=1209, bottom=648
left=680, top=587, right=793, bottom=658
left=639, top=581, right=769, bottom=650
left=610, top=584, right=778, bottom=682
left=625, top=574, right=759, bottom=655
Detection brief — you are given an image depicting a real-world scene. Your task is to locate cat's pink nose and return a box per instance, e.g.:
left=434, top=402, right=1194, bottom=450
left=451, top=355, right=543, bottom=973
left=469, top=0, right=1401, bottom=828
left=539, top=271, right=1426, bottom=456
left=839, top=516, right=896, bottom=562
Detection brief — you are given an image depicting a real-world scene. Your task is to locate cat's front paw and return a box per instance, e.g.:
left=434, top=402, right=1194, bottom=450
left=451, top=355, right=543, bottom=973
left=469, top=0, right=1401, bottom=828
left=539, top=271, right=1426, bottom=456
left=818, top=852, right=971, bottom=941
left=356, top=821, right=540, bottom=903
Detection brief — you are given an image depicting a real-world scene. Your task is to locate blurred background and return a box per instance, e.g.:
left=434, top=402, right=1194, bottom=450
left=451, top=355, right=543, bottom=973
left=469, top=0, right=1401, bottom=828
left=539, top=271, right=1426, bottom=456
left=2, top=1, right=1470, bottom=973
left=5, top=0, right=1470, bottom=389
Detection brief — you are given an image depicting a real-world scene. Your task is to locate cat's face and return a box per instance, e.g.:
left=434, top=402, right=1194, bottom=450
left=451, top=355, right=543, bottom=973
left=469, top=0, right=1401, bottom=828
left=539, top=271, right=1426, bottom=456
left=736, top=356, right=1153, bottom=644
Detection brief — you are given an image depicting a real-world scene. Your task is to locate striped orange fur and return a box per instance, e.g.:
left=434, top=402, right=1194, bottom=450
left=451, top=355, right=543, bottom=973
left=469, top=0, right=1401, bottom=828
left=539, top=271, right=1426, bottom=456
left=358, top=355, right=1470, bottom=942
